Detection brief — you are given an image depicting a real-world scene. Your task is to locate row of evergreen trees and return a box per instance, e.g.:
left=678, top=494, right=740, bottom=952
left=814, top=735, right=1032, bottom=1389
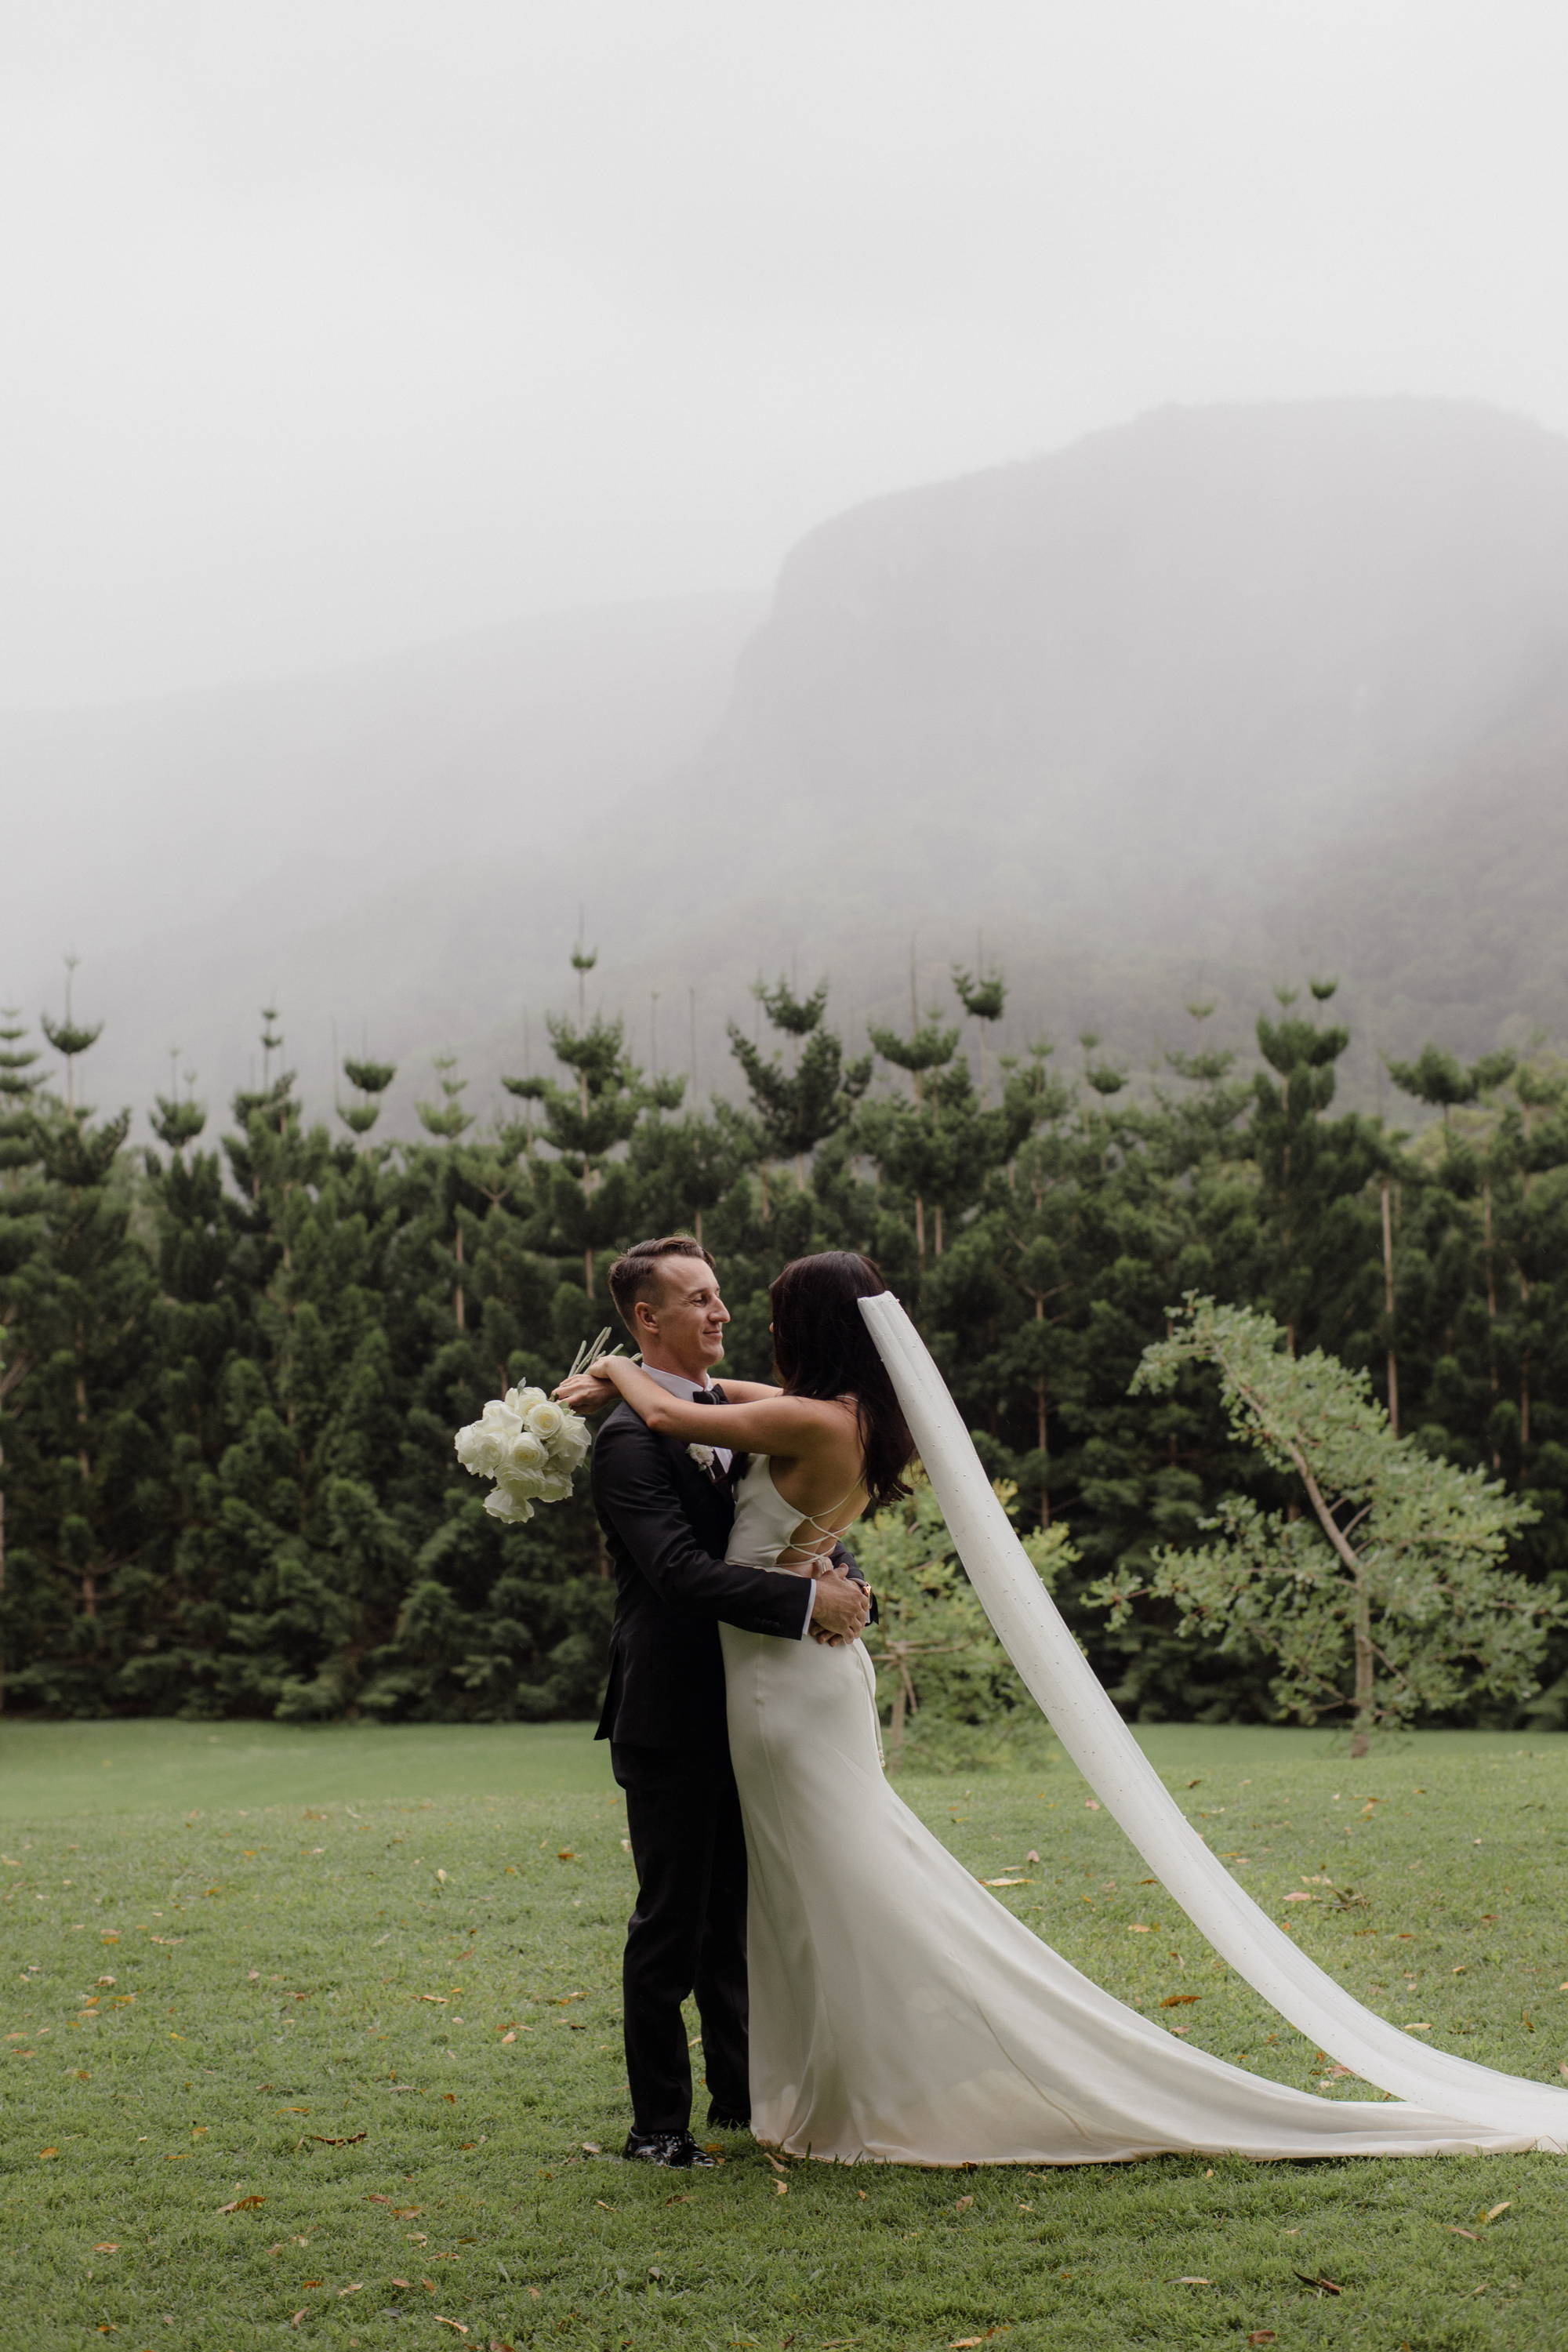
left=2, top=957, right=1564, bottom=1726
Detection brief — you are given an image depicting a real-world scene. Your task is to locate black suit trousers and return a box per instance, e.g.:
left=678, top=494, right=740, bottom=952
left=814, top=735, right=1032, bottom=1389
left=611, top=1741, right=750, bottom=2132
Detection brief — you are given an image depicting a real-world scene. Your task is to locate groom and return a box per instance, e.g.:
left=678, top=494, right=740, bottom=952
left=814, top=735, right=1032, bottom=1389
left=584, top=1234, right=871, bottom=2169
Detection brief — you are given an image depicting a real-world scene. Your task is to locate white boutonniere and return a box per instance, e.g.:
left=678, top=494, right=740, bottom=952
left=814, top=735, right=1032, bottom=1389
left=687, top=1443, right=717, bottom=1472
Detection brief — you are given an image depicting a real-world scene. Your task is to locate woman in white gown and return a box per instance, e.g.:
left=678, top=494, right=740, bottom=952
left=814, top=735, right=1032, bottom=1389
left=579, top=1253, right=1565, bottom=2167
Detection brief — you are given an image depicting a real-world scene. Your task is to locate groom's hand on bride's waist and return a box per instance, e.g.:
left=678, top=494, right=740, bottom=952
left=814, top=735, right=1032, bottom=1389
left=809, top=1567, right=872, bottom=1643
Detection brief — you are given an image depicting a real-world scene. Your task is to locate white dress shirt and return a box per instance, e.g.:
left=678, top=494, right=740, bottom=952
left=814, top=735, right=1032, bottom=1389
left=637, top=1363, right=732, bottom=1472
left=637, top=1363, right=815, bottom=1639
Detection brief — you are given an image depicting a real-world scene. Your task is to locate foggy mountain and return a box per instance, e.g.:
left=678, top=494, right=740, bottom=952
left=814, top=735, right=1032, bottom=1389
left=677, top=397, right=1568, bottom=1071
left=11, top=397, right=1568, bottom=1129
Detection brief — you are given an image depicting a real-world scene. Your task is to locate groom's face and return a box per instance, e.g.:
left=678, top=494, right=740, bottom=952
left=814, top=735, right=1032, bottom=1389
left=638, top=1255, right=731, bottom=1377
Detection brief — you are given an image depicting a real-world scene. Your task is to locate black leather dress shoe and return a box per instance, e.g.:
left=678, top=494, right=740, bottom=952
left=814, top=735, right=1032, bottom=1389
left=622, top=2129, right=717, bottom=2167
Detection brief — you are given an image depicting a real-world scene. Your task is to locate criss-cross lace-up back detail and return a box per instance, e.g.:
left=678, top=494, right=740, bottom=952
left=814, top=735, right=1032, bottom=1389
left=726, top=1455, right=863, bottom=1573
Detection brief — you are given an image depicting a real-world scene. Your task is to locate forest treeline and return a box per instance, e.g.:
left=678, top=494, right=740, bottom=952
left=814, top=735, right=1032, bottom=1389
left=1, top=961, right=1565, bottom=1729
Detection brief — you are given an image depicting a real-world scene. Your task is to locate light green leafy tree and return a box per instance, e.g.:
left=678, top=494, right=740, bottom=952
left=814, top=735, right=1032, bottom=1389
left=855, top=1468, right=1073, bottom=1770
left=1091, top=1293, right=1560, bottom=1755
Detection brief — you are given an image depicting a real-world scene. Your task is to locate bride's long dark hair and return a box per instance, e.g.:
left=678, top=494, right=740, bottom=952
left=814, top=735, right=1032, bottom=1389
left=768, top=1251, right=914, bottom=1512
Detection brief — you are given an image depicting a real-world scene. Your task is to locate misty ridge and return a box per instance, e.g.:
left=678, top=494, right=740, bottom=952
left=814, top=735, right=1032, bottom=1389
left=10, top=394, right=1568, bottom=1128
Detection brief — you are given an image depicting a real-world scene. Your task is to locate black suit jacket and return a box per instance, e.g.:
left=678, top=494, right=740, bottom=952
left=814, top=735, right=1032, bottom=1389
left=591, top=1399, right=815, bottom=1751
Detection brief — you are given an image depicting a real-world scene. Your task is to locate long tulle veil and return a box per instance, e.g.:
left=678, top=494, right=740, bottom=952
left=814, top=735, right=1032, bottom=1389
left=860, top=1290, right=1568, bottom=2140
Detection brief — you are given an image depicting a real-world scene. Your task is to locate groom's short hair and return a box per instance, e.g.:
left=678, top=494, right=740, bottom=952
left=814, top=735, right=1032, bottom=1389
left=608, top=1235, right=717, bottom=1333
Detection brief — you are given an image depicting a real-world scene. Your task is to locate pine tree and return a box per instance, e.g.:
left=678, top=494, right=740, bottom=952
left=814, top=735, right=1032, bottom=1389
left=519, top=1011, right=679, bottom=1309
left=3, top=993, right=156, bottom=1709
left=1108, top=1295, right=1560, bottom=1755
left=862, top=1011, right=962, bottom=1270
left=1247, top=981, right=1380, bottom=1355
left=339, top=1054, right=397, bottom=1139
left=728, top=978, right=872, bottom=1192
left=0, top=1012, right=47, bottom=1712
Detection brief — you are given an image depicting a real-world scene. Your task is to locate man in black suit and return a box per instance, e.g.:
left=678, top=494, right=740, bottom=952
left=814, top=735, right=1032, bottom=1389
left=583, top=1234, right=870, bottom=2168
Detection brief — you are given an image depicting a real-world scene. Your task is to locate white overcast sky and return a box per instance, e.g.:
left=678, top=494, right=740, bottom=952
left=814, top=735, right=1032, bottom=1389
left=5, top=0, right=1568, bottom=704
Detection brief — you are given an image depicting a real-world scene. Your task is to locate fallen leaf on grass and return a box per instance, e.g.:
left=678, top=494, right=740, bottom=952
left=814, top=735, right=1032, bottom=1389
left=1025, top=1850, right=1040, bottom=1864
left=305, top=2132, right=368, bottom=2147
left=420, top=1995, right=448, bottom=2005
left=1293, top=2271, right=1343, bottom=2294
left=92, top=2243, right=121, bottom=2253
left=1446, top=2225, right=1479, bottom=2240
left=955, top=2194, right=974, bottom=2211
left=1160, top=1994, right=1200, bottom=2008
left=982, top=1877, right=1033, bottom=1888
left=434, top=2318, right=469, bottom=2334
left=774, top=2179, right=789, bottom=2196
left=1127, top=1924, right=1153, bottom=1934
left=1247, top=2332, right=1277, bottom=2345
left=392, top=2205, right=423, bottom=2219
left=217, top=2195, right=266, bottom=2213
left=1404, top=2023, right=1433, bottom=2033
left=1479, top=2201, right=1512, bottom=2224
left=1083, top=1800, right=1101, bottom=1811
left=337, top=2284, right=364, bottom=2297
left=1173, top=2277, right=1212, bottom=2285
left=593, top=2199, right=615, bottom=2212
left=38, top=2148, right=57, bottom=2161
left=289, top=2313, right=307, bottom=2328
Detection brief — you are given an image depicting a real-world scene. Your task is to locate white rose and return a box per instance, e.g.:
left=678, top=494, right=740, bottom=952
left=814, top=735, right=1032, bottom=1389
left=480, top=1399, right=524, bottom=1439
left=454, top=1421, right=505, bottom=1478
left=550, top=1419, right=590, bottom=1467
left=508, top=1429, right=547, bottom=1471
left=526, top=1399, right=565, bottom=1442
left=536, top=1472, right=574, bottom=1504
left=485, top=1485, right=534, bottom=1525
left=499, top=1464, right=546, bottom=1497
left=506, top=1385, right=547, bottom=1417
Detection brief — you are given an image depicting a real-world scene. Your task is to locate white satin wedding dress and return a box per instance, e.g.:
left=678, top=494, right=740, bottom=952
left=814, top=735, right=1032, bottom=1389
left=715, top=1299, right=1568, bottom=2167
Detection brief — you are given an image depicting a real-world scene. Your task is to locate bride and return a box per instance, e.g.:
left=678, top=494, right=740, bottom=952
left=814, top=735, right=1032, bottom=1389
left=573, top=1250, right=1566, bottom=2165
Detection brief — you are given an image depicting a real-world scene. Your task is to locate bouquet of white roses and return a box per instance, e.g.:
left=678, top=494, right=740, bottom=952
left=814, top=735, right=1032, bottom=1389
left=452, top=1329, right=620, bottom=1525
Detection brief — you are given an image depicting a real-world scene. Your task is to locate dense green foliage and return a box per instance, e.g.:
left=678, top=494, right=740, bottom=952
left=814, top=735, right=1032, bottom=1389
left=3, top=1721, right=1566, bottom=2349
left=2, top=965, right=1566, bottom=1726
left=1098, top=1298, right=1559, bottom=1753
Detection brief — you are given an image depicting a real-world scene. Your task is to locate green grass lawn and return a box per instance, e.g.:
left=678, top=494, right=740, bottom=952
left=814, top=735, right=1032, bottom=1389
left=2, top=1721, right=1566, bottom=2352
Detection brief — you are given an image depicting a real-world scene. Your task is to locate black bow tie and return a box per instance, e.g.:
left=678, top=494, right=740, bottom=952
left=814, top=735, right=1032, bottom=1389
left=690, top=1386, right=721, bottom=1404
